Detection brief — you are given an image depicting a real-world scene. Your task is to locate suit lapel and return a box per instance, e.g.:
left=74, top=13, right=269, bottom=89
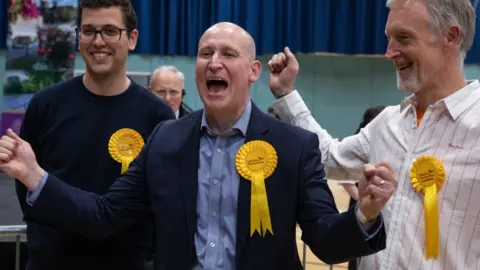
left=236, top=104, right=269, bottom=267
left=179, top=110, right=203, bottom=255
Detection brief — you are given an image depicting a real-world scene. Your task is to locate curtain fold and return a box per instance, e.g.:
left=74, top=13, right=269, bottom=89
left=1, top=0, right=480, bottom=64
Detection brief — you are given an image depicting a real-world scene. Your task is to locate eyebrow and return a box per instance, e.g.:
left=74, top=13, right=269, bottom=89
left=81, top=24, right=123, bottom=28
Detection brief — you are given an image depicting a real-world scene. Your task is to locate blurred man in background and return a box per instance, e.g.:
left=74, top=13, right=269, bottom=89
left=149, top=65, right=190, bottom=118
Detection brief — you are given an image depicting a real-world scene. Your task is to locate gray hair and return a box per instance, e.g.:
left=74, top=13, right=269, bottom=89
left=149, top=65, right=185, bottom=87
left=386, top=0, right=476, bottom=60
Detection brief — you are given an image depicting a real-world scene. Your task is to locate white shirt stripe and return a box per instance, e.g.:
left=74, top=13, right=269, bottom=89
left=271, top=80, right=480, bottom=270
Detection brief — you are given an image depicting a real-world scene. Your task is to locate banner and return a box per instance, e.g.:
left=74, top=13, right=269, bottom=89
left=1, top=0, right=78, bottom=135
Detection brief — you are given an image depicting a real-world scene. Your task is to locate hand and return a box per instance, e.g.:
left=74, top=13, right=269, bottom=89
left=358, top=161, right=398, bottom=219
left=0, top=129, right=44, bottom=190
left=268, top=46, right=299, bottom=98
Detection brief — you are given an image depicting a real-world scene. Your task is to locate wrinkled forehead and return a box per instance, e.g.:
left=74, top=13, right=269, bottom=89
left=385, top=0, right=429, bottom=34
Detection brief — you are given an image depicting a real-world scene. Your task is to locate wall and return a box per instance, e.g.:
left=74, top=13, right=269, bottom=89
left=1, top=50, right=480, bottom=138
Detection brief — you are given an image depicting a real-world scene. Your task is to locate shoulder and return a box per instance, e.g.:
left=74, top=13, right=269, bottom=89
left=149, top=109, right=202, bottom=139
left=128, top=82, right=171, bottom=110
left=127, top=82, right=176, bottom=121
left=28, top=76, right=83, bottom=107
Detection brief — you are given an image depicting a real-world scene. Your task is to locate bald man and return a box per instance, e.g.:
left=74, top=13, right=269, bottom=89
left=149, top=66, right=190, bottom=118
left=0, top=22, right=396, bottom=270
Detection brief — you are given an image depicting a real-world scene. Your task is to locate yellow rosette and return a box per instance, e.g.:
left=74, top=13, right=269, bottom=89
left=410, top=155, right=445, bottom=260
left=108, top=128, right=144, bottom=173
left=236, top=140, right=278, bottom=237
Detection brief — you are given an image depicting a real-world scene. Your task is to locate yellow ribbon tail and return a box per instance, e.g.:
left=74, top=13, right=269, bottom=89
left=424, top=184, right=439, bottom=260
left=250, top=178, right=261, bottom=236
left=121, top=157, right=133, bottom=174
left=251, top=172, right=273, bottom=237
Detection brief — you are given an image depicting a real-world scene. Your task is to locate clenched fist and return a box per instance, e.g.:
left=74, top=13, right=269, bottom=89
left=358, top=161, right=398, bottom=219
left=0, top=129, right=44, bottom=190
left=268, top=47, right=299, bottom=98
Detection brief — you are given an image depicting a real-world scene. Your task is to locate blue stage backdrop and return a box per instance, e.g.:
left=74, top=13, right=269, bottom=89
left=1, top=0, right=480, bottom=64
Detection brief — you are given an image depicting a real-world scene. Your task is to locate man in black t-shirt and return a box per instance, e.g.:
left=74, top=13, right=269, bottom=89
left=15, top=1, right=175, bottom=270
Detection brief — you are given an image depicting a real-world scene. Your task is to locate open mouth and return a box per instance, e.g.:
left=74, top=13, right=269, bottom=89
left=206, top=77, right=229, bottom=93
left=398, top=62, right=413, bottom=71
left=91, top=52, right=110, bottom=60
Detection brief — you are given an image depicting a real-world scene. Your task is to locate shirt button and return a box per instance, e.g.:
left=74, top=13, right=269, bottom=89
left=210, top=242, right=215, bottom=248
left=213, top=179, right=218, bottom=185
left=212, top=212, right=216, bottom=216
left=217, top=148, right=222, bottom=153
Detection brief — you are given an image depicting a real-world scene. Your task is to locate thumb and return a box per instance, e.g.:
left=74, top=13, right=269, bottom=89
left=364, top=163, right=376, bottom=178
left=7, top=128, right=23, bottom=144
left=284, top=47, right=297, bottom=64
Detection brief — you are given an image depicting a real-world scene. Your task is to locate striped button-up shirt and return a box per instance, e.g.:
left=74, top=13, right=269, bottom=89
left=271, top=80, right=480, bottom=270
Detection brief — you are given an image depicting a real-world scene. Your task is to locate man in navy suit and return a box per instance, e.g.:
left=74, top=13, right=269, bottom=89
left=0, top=22, right=398, bottom=270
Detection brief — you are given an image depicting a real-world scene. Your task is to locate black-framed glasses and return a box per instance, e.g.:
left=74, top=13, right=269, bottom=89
left=76, top=26, right=129, bottom=43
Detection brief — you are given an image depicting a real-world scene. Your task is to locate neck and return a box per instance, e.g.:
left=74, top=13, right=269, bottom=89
left=83, top=68, right=130, bottom=96
left=205, top=99, right=248, bottom=134
left=415, top=65, right=465, bottom=111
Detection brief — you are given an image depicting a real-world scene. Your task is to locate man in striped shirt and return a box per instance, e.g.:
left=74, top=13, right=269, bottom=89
left=267, top=0, right=479, bottom=269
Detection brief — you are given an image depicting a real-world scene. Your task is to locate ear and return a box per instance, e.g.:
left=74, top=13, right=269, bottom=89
left=248, top=60, right=262, bottom=83
left=128, top=29, right=139, bottom=51
left=444, top=25, right=461, bottom=49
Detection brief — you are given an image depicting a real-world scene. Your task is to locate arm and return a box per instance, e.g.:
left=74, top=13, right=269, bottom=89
left=15, top=97, right=40, bottom=216
left=339, top=182, right=359, bottom=201
left=297, top=133, right=385, bottom=265
left=327, top=169, right=361, bottom=201
left=271, top=90, right=376, bottom=171
left=23, top=123, right=164, bottom=239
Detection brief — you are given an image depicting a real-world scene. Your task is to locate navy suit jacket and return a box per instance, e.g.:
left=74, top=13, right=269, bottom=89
left=26, top=103, right=386, bottom=270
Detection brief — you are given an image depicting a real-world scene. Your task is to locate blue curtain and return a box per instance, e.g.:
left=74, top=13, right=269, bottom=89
left=0, top=0, right=7, bottom=49
left=1, top=0, right=480, bottom=64
left=132, top=0, right=390, bottom=57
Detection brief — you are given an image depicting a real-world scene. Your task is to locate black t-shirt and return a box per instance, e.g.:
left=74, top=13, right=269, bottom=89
left=16, top=75, right=175, bottom=268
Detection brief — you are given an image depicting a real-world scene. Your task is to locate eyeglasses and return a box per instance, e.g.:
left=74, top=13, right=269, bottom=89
left=76, top=26, right=129, bottom=43
left=154, top=89, right=181, bottom=98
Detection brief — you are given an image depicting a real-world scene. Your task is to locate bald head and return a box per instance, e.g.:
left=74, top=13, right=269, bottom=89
left=195, top=21, right=263, bottom=128
left=200, top=22, right=256, bottom=60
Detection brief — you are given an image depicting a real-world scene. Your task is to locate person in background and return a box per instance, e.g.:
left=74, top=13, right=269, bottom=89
left=149, top=65, right=190, bottom=118
left=14, top=0, right=175, bottom=269
left=333, top=106, right=386, bottom=203
left=328, top=106, right=385, bottom=270
left=267, top=105, right=281, bottom=119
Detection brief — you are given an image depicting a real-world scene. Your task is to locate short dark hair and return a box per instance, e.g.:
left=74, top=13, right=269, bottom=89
left=355, top=106, right=385, bottom=134
left=76, top=0, right=137, bottom=31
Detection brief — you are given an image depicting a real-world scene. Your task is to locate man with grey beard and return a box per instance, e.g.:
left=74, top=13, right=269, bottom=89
left=267, top=0, right=480, bottom=269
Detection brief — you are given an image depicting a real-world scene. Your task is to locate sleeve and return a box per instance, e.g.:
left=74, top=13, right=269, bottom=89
left=296, top=133, right=386, bottom=265
left=26, top=172, right=48, bottom=205
left=24, top=123, right=165, bottom=240
left=15, top=96, right=41, bottom=217
left=270, top=90, right=377, bottom=173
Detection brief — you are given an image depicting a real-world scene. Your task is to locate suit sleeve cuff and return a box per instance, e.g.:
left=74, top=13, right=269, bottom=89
left=354, top=203, right=383, bottom=241
left=26, top=172, right=49, bottom=206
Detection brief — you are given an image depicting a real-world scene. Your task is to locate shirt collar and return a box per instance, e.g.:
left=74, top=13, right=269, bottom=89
left=400, top=80, right=480, bottom=120
left=200, top=99, right=252, bottom=137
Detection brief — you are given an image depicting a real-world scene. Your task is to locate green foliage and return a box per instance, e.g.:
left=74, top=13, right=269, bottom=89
left=4, top=71, right=59, bottom=94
